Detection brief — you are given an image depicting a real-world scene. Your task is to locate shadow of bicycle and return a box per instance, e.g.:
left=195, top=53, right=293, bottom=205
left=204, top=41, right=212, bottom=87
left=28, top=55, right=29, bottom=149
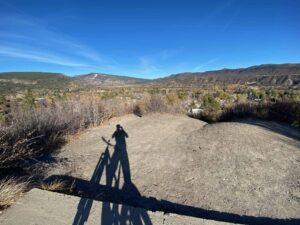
left=72, top=124, right=152, bottom=225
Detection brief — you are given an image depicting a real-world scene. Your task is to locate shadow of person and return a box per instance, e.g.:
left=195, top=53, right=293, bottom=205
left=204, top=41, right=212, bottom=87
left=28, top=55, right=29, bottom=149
left=61, top=123, right=300, bottom=225
left=72, top=124, right=152, bottom=225
left=72, top=138, right=111, bottom=225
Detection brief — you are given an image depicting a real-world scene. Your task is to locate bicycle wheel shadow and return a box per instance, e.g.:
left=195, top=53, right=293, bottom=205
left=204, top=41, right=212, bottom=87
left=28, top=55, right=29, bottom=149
left=72, top=124, right=152, bottom=225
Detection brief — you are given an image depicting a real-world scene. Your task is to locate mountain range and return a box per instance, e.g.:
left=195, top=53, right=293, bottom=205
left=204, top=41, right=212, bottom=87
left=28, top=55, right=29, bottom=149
left=1, top=64, right=300, bottom=92
left=153, top=63, right=300, bottom=87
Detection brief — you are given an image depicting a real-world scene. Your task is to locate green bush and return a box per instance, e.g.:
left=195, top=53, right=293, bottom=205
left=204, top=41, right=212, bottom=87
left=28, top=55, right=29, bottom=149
left=214, top=90, right=230, bottom=100
left=0, top=96, right=6, bottom=105
left=22, top=90, right=35, bottom=108
left=194, top=95, right=222, bottom=122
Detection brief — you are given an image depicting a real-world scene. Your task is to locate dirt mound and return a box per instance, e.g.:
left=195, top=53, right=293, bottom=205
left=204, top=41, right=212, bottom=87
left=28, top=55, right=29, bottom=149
left=48, top=114, right=300, bottom=219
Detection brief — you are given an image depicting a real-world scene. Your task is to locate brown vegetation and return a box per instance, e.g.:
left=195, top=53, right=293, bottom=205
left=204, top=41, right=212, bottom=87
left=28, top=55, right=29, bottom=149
left=220, top=101, right=300, bottom=126
left=39, top=179, right=67, bottom=192
left=0, top=178, right=29, bottom=210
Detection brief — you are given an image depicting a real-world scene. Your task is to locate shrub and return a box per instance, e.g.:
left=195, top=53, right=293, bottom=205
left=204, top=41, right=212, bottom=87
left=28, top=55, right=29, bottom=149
left=194, top=95, right=222, bottom=122
left=236, top=94, right=248, bottom=103
left=166, top=93, right=179, bottom=105
left=202, top=94, right=221, bottom=111
left=214, top=90, right=231, bottom=100
left=133, top=104, right=144, bottom=117
left=0, top=95, right=6, bottom=105
left=0, top=95, right=147, bottom=176
left=133, top=93, right=187, bottom=115
left=0, top=99, right=114, bottom=173
left=177, top=91, right=188, bottom=100
left=219, top=101, right=300, bottom=127
left=146, top=94, right=168, bottom=113
left=100, top=91, right=118, bottom=100
left=22, top=90, right=35, bottom=108
left=0, top=107, right=68, bottom=171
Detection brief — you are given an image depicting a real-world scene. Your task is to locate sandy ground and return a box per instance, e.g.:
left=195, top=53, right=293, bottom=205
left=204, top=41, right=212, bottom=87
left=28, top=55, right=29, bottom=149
left=48, top=114, right=300, bottom=219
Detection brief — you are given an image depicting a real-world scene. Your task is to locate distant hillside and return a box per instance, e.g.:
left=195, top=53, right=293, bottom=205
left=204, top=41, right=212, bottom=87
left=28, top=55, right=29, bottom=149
left=0, top=72, right=71, bottom=94
left=0, top=72, right=68, bottom=80
left=75, top=73, right=148, bottom=86
left=75, top=64, right=300, bottom=87
left=153, top=64, right=300, bottom=87
left=1, top=64, right=300, bottom=94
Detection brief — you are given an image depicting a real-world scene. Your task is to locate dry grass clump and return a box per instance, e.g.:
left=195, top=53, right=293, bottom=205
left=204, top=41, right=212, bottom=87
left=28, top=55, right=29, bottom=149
left=39, top=179, right=67, bottom=191
left=104, top=98, right=134, bottom=117
left=0, top=107, right=68, bottom=171
left=146, top=94, right=168, bottom=113
left=0, top=177, right=29, bottom=210
left=134, top=94, right=187, bottom=116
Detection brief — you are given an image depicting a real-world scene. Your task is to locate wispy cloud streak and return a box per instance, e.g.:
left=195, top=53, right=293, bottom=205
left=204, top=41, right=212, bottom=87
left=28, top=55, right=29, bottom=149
left=194, top=58, right=219, bottom=71
left=0, top=46, right=89, bottom=67
left=0, top=9, right=113, bottom=68
left=136, top=49, right=182, bottom=75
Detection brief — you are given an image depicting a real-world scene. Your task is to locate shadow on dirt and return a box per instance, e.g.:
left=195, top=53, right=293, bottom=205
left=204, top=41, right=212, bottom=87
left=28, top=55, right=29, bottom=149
left=45, top=125, right=300, bottom=225
left=71, top=124, right=152, bottom=225
left=235, top=118, right=300, bottom=141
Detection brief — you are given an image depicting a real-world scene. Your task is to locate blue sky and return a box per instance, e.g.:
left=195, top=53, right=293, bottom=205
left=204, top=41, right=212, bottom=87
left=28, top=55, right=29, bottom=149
left=0, top=0, right=299, bottom=78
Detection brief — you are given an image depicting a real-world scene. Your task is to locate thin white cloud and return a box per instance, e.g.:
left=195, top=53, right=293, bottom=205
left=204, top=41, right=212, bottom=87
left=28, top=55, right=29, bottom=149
left=159, top=49, right=181, bottom=60
left=0, top=10, right=113, bottom=68
left=136, top=49, right=182, bottom=75
left=138, top=56, right=161, bottom=74
left=0, top=14, right=36, bottom=27
left=0, top=32, right=35, bottom=41
left=197, top=0, right=237, bottom=30
left=194, top=58, right=219, bottom=71
left=45, top=37, right=106, bottom=63
left=0, top=46, right=89, bottom=67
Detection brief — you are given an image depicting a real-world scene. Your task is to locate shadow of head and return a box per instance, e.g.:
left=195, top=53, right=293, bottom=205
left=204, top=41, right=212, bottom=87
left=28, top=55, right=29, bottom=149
left=112, top=124, right=129, bottom=145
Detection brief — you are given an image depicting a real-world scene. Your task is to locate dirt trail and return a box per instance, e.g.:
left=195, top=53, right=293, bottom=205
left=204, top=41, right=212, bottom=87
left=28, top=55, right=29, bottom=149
left=48, top=114, right=300, bottom=219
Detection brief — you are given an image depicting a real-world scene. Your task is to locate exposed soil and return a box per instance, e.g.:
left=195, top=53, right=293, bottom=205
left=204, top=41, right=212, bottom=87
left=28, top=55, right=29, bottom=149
left=47, top=114, right=300, bottom=219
